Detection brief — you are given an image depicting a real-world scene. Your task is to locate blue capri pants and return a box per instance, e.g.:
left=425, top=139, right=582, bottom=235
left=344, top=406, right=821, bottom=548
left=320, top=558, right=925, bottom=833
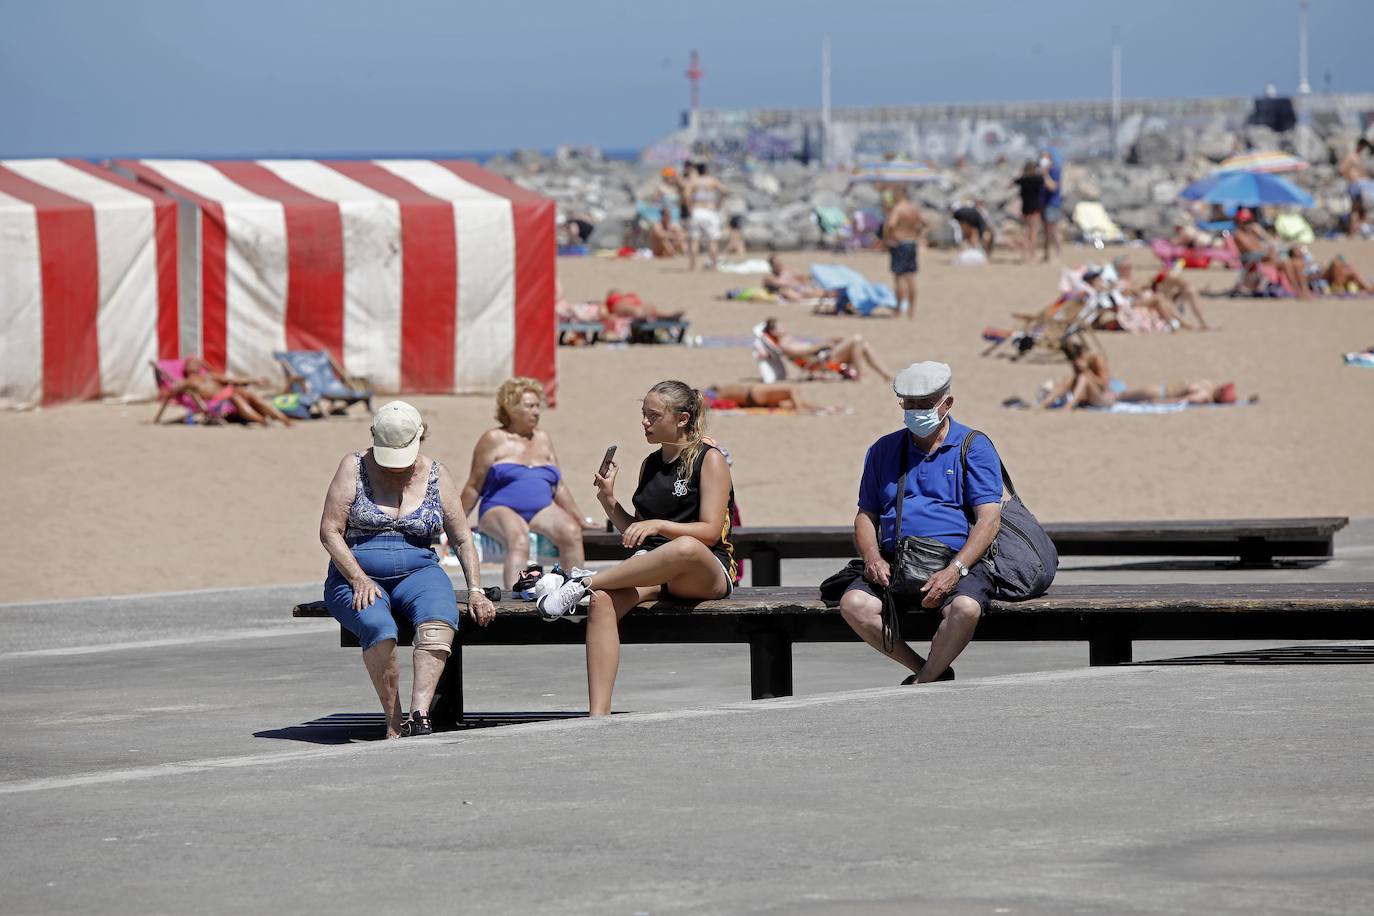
left=324, top=532, right=460, bottom=651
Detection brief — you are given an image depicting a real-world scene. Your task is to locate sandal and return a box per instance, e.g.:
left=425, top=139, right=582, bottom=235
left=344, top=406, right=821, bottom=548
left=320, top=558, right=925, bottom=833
left=399, top=709, right=433, bottom=737
left=899, top=666, right=955, bottom=685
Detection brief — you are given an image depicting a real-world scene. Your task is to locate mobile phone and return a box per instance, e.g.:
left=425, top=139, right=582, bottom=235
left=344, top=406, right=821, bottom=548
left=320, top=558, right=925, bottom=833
left=598, top=445, right=618, bottom=476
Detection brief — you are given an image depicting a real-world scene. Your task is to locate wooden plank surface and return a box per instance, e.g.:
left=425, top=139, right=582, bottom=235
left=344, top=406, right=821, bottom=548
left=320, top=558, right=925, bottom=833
left=295, top=582, right=1374, bottom=619
left=580, top=517, right=1348, bottom=561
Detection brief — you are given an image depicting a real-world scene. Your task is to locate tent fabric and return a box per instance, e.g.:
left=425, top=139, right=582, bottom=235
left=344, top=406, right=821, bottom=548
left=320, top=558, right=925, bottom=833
left=114, top=159, right=557, bottom=402
left=0, top=158, right=178, bottom=409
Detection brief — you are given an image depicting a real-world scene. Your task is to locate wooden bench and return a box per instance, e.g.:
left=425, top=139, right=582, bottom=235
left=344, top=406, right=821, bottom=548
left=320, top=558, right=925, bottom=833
left=293, top=582, right=1374, bottom=730
left=584, top=518, right=1349, bottom=586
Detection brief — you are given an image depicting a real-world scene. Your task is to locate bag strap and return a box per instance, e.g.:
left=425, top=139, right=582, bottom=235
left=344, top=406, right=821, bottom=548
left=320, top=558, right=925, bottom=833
left=880, top=441, right=912, bottom=653
left=960, top=429, right=1017, bottom=499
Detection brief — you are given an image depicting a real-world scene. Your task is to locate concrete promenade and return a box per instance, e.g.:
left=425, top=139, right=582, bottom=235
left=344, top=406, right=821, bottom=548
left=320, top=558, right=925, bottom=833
left=1, top=520, right=1371, bottom=913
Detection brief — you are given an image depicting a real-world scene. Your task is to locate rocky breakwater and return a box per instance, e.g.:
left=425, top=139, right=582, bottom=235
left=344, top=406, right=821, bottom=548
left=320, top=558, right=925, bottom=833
left=482, top=128, right=1370, bottom=252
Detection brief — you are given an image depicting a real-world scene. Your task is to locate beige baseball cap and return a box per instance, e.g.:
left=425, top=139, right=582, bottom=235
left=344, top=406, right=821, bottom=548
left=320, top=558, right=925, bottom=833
left=371, top=401, right=424, bottom=468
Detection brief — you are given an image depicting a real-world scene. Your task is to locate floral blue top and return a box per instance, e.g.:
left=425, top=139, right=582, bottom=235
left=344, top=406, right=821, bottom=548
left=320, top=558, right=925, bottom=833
left=346, top=453, right=445, bottom=540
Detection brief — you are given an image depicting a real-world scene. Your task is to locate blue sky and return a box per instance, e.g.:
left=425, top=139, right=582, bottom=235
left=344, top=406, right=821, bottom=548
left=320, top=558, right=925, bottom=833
left=2, top=0, right=1368, bottom=158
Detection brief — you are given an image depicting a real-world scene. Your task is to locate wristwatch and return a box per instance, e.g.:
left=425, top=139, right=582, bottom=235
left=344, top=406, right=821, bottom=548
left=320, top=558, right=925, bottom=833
left=952, top=559, right=969, bottom=577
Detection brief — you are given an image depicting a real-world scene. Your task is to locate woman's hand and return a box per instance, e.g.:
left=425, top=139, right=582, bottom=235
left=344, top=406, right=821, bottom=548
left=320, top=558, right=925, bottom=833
left=593, top=461, right=618, bottom=503
left=621, top=519, right=663, bottom=549
left=350, top=576, right=382, bottom=611
left=466, top=590, right=496, bottom=627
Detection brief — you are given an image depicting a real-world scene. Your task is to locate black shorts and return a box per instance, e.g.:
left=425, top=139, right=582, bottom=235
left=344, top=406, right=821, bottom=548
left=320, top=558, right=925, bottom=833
left=728, top=213, right=744, bottom=230
left=889, top=240, right=918, bottom=276
left=843, top=558, right=995, bottom=614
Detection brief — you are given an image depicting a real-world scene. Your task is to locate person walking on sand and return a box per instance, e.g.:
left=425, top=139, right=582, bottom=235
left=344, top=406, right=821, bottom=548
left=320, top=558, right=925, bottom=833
left=684, top=162, right=728, bottom=271
left=839, top=362, right=1003, bottom=684
left=535, top=380, right=736, bottom=716
left=1339, top=138, right=1373, bottom=238
left=884, top=185, right=926, bottom=319
left=1039, top=147, right=1063, bottom=262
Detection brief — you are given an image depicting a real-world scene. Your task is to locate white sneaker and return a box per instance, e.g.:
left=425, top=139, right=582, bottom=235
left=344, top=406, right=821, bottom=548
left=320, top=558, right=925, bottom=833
left=537, top=577, right=590, bottom=620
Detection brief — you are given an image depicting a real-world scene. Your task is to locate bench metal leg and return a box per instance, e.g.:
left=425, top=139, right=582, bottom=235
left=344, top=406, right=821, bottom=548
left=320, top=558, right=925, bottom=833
left=429, top=645, right=464, bottom=731
left=1089, top=631, right=1132, bottom=666
left=750, top=548, right=782, bottom=587
left=749, top=631, right=793, bottom=700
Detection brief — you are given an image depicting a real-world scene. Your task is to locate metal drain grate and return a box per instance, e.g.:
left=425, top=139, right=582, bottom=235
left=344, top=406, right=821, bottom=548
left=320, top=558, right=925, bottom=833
left=1137, top=645, right=1374, bottom=666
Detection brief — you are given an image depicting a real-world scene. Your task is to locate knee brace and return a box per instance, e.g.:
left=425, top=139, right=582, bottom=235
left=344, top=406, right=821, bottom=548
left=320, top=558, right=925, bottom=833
left=414, top=621, right=455, bottom=656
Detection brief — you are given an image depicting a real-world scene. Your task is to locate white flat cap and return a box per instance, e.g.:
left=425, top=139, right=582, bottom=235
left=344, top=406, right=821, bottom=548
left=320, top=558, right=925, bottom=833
left=892, top=361, right=952, bottom=398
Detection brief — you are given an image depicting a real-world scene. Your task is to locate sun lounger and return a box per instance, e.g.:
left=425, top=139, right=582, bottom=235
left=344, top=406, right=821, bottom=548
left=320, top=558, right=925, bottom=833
left=273, top=350, right=372, bottom=416
left=557, top=321, right=603, bottom=345
left=627, top=318, right=689, bottom=345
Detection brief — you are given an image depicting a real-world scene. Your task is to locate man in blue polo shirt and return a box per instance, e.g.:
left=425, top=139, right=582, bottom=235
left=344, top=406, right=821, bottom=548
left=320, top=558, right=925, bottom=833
left=840, top=360, right=1004, bottom=683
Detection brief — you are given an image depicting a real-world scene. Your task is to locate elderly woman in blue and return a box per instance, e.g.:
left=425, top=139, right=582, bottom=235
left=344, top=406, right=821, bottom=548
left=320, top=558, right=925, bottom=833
left=320, top=401, right=495, bottom=739
left=461, top=377, right=598, bottom=587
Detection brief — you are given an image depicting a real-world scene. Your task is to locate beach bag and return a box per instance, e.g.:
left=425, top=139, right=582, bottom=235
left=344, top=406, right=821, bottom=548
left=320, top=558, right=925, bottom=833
left=960, top=431, right=1057, bottom=601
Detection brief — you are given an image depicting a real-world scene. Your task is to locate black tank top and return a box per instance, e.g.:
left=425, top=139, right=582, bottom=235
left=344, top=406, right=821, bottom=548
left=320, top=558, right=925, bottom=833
left=632, top=445, right=736, bottom=578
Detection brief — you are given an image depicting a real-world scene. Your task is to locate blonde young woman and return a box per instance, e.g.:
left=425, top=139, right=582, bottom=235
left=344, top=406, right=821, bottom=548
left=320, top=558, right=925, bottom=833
left=460, top=377, right=597, bottom=588
left=536, top=380, right=736, bottom=716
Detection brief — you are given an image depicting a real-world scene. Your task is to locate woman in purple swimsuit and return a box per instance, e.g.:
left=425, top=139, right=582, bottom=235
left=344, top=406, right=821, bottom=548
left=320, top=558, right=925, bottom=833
left=460, top=377, right=598, bottom=587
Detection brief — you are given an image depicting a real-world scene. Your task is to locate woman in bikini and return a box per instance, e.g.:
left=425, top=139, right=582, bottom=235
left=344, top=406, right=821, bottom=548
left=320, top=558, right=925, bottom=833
left=460, top=377, right=598, bottom=588
left=536, top=380, right=737, bottom=716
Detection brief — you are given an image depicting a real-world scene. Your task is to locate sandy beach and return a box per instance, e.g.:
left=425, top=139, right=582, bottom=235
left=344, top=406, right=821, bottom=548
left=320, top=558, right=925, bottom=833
left=5, top=241, right=1374, bottom=603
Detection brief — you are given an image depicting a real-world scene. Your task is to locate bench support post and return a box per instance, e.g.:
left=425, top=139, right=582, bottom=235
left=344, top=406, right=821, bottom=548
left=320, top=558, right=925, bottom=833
left=750, top=549, right=782, bottom=587
left=1088, top=630, right=1132, bottom=666
left=749, top=630, right=793, bottom=700
left=429, top=645, right=464, bottom=731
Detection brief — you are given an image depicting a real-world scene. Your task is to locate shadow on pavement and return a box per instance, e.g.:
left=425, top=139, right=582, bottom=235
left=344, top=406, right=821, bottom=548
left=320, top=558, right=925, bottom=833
left=254, top=710, right=588, bottom=745
left=1135, top=645, right=1374, bottom=666
left=1060, top=558, right=1329, bottom=573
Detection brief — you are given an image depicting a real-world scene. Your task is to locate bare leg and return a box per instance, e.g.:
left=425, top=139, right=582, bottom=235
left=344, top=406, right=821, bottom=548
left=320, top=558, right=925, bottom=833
left=361, top=639, right=403, bottom=738
left=478, top=506, right=531, bottom=588
left=240, top=390, right=295, bottom=425
left=587, top=537, right=726, bottom=596
left=830, top=335, right=894, bottom=382
left=529, top=504, right=586, bottom=571
left=409, top=646, right=447, bottom=716
left=838, top=589, right=928, bottom=676
left=586, top=585, right=657, bottom=716
left=227, top=391, right=267, bottom=425
left=687, top=233, right=698, bottom=271
left=917, top=597, right=981, bottom=682
left=905, top=274, right=918, bottom=320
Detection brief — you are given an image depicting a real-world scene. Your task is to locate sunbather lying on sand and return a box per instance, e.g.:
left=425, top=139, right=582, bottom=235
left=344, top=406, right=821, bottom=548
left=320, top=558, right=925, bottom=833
left=604, top=290, right=683, bottom=321
left=173, top=357, right=295, bottom=426
left=762, top=318, right=895, bottom=382
left=703, top=383, right=818, bottom=411
left=763, top=256, right=830, bottom=302
left=1040, top=341, right=1248, bottom=408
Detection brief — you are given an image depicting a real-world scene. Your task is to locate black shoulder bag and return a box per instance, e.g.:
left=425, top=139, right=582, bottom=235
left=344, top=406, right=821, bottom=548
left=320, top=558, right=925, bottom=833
left=880, top=443, right=957, bottom=650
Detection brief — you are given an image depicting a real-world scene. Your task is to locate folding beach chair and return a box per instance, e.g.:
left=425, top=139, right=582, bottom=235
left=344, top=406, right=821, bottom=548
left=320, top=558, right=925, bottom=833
left=274, top=350, right=373, bottom=416
left=150, top=358, right=235, bottom=425
left=751, top=322, right=853, bottom=382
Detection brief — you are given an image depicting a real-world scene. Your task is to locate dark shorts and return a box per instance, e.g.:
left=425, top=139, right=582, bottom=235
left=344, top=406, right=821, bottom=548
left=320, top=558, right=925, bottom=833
left=889, top=240, right=918, bottom=276
left=728, top=213, right=744, bottom=230
left=1043, top=204, right=1063, bottom=223
left=843, top=558, right=995, bottom=615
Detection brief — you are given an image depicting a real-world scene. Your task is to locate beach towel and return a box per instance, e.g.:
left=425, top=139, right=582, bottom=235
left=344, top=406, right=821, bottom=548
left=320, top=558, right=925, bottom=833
left=1344, top=352, right=1374, bottom=368
left=1072, top=202, right=1125, bottom=245
left=717, top=258, right=773, bottom=275
left=809, top=264, right=896, bottom=316
left=724, top=287, right=778, bottom=302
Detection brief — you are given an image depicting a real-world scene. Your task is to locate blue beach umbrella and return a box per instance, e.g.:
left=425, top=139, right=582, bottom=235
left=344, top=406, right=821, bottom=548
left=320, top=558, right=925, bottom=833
left=1178, top=171, right=1314, bottom=208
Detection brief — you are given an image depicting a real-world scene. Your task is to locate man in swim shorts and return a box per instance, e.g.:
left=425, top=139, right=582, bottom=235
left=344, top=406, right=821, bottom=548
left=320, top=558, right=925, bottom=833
left=884, top=185, right=926, bottom=320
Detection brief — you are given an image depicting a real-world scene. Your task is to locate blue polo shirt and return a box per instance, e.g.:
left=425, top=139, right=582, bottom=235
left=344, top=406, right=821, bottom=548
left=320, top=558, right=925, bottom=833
left=857, top=419, right=1003, bottom=552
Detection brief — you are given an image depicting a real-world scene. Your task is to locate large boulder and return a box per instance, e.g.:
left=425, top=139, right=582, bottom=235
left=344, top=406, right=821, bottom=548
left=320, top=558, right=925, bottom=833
left=1129, top=131, right=1184, bottom=166
left=1289, top=123, right=1329, bottom=164
left=1241, top=125, right=1279, bottom=151
left=1196, top=128, right=1239, bottom=162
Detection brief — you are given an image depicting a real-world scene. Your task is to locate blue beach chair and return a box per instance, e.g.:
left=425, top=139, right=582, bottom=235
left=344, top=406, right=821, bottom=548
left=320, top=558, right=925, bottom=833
left=274, top=350, right=373, bottom=417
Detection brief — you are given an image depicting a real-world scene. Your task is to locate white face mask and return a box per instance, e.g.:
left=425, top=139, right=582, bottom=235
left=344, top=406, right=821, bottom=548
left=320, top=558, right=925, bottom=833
left=903, top=400, right=947, bottom=438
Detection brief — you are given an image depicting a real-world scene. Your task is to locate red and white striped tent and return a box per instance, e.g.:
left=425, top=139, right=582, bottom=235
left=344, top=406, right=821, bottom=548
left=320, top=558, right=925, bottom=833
left=115, top=159, right=556, bottom=400
left=0, top=159, right=178, bottom=409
